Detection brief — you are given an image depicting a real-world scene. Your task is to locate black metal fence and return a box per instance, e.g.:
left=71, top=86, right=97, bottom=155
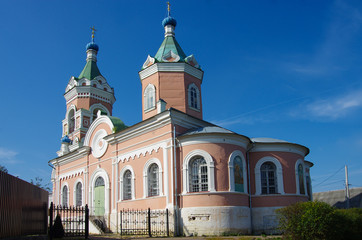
left=120, top=208, right=171, bottom=237
left=49, top=202, right=89, bottom=239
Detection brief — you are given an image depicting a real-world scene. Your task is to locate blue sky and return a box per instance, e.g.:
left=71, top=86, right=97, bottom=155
left=1, top=0, right=362, bottom=193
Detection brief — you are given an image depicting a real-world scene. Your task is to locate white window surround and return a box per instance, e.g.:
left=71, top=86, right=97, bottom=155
left=119, top=166, right=135, bottom=201
left=187, top=83, right=200, bottom=111
left=228, top=150, right=248, bottom=193
left=61, top=182, right=69, bottom=207
left=254, top=156, right=284, bottom=195
left=89, top=168, right=110, bottom=215
left=65, top=104, right=77, bottom=119
left=143, top=158, right=163, bottom=198
left=182, top=149, right=215, bottom=194
left=73, top=178, right=84, bottom=206
left=295, top=159, right=307, bottom=195
left=68, top=108, right=76, bottom=134
left=144, top=84, right=156, bottom=112
left=89, top=103, right=109, bottom=118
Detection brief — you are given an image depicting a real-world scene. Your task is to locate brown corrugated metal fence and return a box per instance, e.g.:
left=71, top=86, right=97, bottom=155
left=0, top=171, right=48, bottom=238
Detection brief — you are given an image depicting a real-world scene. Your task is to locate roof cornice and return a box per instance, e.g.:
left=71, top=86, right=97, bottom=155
left=49, top=146, right=91, bottom=166
left=64, top=86, right=116, bottom=105
left=250, top=142, right=309, bottom=157
left=139, top=62, right=204, bottom=81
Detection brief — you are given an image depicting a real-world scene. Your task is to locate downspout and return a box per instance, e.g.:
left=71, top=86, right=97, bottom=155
left=246, top=142, right=255, bottom=234
left=172, top=123, right=179, bottom=236
left=116, top=143, right=119, bottom=233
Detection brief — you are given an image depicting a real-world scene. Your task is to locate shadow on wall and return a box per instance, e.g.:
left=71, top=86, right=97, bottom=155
left=313, top=187, right=362, bottom=209
left=334, top=193, right=362, bottom=209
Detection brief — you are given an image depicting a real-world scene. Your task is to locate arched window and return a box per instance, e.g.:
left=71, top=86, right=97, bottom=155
left=189, top=156, right=208, bottom=192
left=234, top=156, right=244, bottom=192
left=306, top=176, right=312, bottom=200
left=95, top=176, right=105, bottom=187
left=62, top=185, right=68, bottom=207
left=123, top=170, right=132, bottom=200
left=75, top=182, right=82, bottom=206
left=298, top=164, right=305, bottom=195
left=144, top=84, right=156, bottom=111
left=68, top=109, right=75, bottom=133
left=188, top=83, right=200, bottom=110
left=148, top=163, right=159, bottom=197
left=261, top=162, right=277, bottom=194
left=228, top=151, right=247, bottom=193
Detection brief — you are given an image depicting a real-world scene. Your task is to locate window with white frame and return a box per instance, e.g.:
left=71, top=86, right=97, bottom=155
left=189, top=156, right=208, bottom=192
left=298, top=164, right=305, bottom=195
left=228, top=151, right=247, bottom=193
left=143, top=159, right=163, bottom=198
left=75, top=182, right=82, bottom=206
left=123, top=170, right=132, bottom=200
left=188, top=83, right=200, bottom=110
left=255, top=156, right=284, bottom=195
left=182, top=150, right=215, bottom=194
left=148, top=163, right=159, bottom=197
left=144, top=84, right=156, bottom=111
left=62, top=185, right=68, bottom=207
left=68, top=109, right=75, bottom=133
left=234, top=156, right=245, bottom=192
left=306, top=176, right=312, bottom=200
left=261, top=162, right=277, bottom=194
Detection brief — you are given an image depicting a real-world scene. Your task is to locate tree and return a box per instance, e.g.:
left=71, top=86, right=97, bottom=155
left=0, top=164, right=8, bottom=173
left=277, top=201, right=362, bottom=240
left=30, top=176, right=51, bottom=192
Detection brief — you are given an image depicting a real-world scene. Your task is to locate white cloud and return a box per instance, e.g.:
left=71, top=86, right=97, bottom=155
left=0, top=147, right=18, bottom=159
left=305, top=89, right=362, bottom=120
left=0, top=147, right=19, bottom=164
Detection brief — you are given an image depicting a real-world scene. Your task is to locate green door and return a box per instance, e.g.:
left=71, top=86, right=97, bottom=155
left=94, top=177, right=105, bottom=216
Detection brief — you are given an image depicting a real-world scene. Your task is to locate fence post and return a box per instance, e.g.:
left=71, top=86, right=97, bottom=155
left=148, top=208, right=151, bottom=237
left=85, top=205, right=89, bottom=239
left=166, top=208, right=169, bottom=237
left=49, top=202, right=53, bottom=240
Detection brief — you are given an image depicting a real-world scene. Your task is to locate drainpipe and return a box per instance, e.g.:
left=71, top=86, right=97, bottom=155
left=246, top=142, right=255, bottom=234
left=172, top=123, right=179, bottom=236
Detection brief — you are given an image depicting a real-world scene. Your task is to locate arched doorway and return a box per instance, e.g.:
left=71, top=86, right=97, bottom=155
left=94, top=176, right=105, bottom=216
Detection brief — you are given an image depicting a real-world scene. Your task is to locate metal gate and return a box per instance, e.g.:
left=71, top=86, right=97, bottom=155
left=49, top=202, right=89, bottom=239
left=120, top=208, right=170, bottom=237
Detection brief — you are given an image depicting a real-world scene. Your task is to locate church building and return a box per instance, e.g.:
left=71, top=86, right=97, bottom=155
left=49, top=7, right=313, bottom=235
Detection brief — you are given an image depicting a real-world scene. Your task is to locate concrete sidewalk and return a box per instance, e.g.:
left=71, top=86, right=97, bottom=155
left=89, top=234, right=282, bottom=240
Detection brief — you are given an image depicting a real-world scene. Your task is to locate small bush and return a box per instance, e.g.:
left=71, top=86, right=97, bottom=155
left=277, top=201, right=362, bottom=240
left=51, top=214, right=65, bottom=238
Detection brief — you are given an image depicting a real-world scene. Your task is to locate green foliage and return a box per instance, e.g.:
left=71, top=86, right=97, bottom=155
left=277, top=201, right=362, bottom=240
left=0, top=164, right=8, bottom=173
left=333, top=208, right=362, bottom=240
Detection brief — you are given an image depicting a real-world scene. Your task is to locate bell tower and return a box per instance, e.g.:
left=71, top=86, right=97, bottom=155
left=58, top=27, right=116, bottom=156
left=139, top=3, right=204, bottom=120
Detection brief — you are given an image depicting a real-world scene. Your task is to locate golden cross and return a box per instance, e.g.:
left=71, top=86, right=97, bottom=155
left=167, top=2, right=170, bottom=13
left=90, top=26, right=96, bottom=40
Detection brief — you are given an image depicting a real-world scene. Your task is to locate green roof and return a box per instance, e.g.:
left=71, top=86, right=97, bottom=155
left=109, top=116, right=128, bottom=133
left=154, top=36, right=187, bottom=62
left=78, top=60, right=102, bottom=80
